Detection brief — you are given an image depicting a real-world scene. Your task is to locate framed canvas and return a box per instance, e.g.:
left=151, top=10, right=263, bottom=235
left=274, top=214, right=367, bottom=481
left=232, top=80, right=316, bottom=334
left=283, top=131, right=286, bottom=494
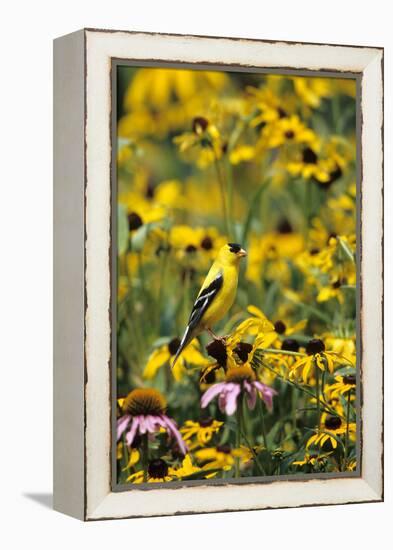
left=53, top=28, right=383, bottom=521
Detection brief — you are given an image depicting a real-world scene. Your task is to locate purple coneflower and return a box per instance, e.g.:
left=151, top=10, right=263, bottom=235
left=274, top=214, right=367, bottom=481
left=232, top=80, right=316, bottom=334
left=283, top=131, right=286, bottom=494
left=117, top=388, right=187, bottom=455
left=201, top=364, right=277, bottom=415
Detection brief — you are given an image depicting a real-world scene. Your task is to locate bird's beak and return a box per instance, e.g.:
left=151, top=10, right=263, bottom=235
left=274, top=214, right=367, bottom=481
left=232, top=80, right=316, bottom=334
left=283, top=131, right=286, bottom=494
left=237, top=248, right=247, bottom=257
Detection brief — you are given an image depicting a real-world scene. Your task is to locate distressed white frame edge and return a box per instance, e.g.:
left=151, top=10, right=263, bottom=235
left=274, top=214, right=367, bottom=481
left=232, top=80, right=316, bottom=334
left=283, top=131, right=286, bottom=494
left=54, top=29, right=383, bottom=520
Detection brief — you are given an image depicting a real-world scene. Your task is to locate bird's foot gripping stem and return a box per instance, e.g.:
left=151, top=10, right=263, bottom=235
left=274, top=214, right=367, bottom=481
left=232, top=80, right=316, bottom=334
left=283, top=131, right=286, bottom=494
left=207, top=328, right=228, bottom=343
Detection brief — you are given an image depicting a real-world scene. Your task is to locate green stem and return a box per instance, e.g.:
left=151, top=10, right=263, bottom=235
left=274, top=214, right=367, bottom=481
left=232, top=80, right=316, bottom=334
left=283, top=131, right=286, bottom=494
left=213, top=152, right=231, bottom=238
left=343, top=389, right=351, bottom=470
left=182, top=268, right=191, bottom=328
left=225, top=157, right=234, bottom=232
left=261, top=347, right=305, bottom=357
left=315, top=359, right=321, bottom=434
left=258, top=399, right=269, bottom=451
left=239, top=427, right=266, bottom=476
left=292, top=386, right=298, bottom=432
left=142, top=434, right=149, bottom=483
left=156, top=237, right=170, bottom=333
left=257, top=357, right=345, bottom=420
left=235, top=404, right=241, bottom=478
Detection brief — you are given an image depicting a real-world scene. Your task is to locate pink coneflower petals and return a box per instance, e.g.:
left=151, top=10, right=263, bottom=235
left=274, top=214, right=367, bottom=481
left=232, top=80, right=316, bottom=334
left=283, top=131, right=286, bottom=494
left=117, top=414, right=131, bottom=441
left=200, top=373, right=277, bottom=416
left=125, top=416, right=140, bottom=446
left=161, top=415, right=188, bottom=455
left=244, top=382, right=257, bottom=410
left=201, top=382, right=227, bottom=408
left=221, top=384, right=241, bottom=415
left=254, top=381, right=277, bottom=411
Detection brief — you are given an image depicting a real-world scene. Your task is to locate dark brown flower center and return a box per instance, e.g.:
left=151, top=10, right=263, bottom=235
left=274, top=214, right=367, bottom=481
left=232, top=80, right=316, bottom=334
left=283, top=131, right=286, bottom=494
left=234, top=342, right=253, bottom=363
left=145, top=183, right=155, bottom=199
left=226, top=365, right=256, bottom=383
left=148, top=459, right=168, bottom=479
left=199, top=416, right=214, bottom=427
left=327, top=232, right=337, bottom=244
left=313, top=165, right=343, bottom=188
left=274, top=320, right=287, bottom=334
left=155, top=243, right=171, bottom=257
left=192, top=116, right=209, bottom=134
left=306, top=338, right=325, bottom=355
left=343, top=374, right=356, bottom=385
left=168, top=337, right=181, bottom=356
left=200, top=236, right=213, bottom=250
left=130, top=433, right=142, bottom=449
left=332, top=279, right=342, bottom=289
left=310, top=247, right=320, bottom=255
left=277, top=218, right=293, bottom=234
left=302, top=147, right=318, bottom=164
left=185, top=244, right=197, bottom=253
left=216, top=445, right=231, bottom=454
left=285, top=130, right=295, bottom=139
left=277, top=107, right=287, bottom=119
left=206, top=339, right=227, bottom=368
left=324, top=415, right=342, bottom=430
left=123, top=388, right=166, bottom=416
left=281, top=338, right=300, bottom=352
left=327, top=165, right=343, bottom=184
left=128, top=212, right=143, bottom=231
left=200, top=366, right=217, bottom=385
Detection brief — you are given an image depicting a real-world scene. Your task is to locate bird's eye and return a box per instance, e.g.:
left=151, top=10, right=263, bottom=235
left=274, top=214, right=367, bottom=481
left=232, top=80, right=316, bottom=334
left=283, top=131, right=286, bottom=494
left=228, top=243, right=241, bottom=254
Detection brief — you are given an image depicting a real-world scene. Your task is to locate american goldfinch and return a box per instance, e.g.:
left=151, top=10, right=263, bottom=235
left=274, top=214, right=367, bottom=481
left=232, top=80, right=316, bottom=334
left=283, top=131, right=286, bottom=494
left=172, top=243, right=247, bottom=368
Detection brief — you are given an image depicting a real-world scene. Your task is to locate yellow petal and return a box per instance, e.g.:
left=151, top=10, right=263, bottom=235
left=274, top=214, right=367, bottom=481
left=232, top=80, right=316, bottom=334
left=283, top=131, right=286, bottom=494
left=143, top=347, right=170, bottom=379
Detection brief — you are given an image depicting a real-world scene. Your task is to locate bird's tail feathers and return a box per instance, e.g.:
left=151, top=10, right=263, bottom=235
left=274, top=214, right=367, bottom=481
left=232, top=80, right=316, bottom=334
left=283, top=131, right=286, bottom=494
left=171, top=326, right=193, bottom=369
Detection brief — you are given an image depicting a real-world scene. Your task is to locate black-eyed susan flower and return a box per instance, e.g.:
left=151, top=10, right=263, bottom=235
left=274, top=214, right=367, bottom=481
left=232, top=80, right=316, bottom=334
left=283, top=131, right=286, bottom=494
left=144, top=337, right=208, bottom=382
left=117, top=388, right=187, bottom=455
left=258, top=115, right=318, bottom=150
left=324, top=334, right=356, bottom=365
left=247, top=85, right=292, bottom=127
left=246, top=229, right=305, bottom=286
left=169, top=454, right=204, bottom=479
left=169, top=225, right=226, bottom=262
left=126, top=454, right=208, bottom=483
left=124, top=68, right=228, bottom=111
left=316, top=277, right=347, bottom=304
left=289, top=338, right=342, bottom=383
left=293, top=451, right=333, bottom=469
left=119, top=190, right=166, bottom=230
left=194, top=444, right=250, bottom=471
left=328, top=373, right=356, bottom=397
left=201, top=364, right=277, bottom=415
left=173, top=116, right=224, bottom=168
left=180, top=417, right=223, bottom=449
left=127, top=458, right=173, bottom=483
left=306, top=414, right=356, bottom=450
left=291, top=76, right=332, bottom=108
left=117, top=441, right=140, bottom=471
left=234, top=305, right=276, bottom=339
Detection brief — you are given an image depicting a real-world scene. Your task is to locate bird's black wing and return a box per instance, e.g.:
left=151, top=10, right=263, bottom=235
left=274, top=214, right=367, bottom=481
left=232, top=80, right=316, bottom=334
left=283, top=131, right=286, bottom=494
left=187, top=273, right=223, bottom=331
left=172, top=272, right=223, bottom=368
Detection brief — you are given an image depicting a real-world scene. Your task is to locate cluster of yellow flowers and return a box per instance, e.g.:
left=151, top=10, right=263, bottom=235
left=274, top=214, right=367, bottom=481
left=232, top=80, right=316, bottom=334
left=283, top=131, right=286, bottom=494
left=116, top=67, right=357, bottom=483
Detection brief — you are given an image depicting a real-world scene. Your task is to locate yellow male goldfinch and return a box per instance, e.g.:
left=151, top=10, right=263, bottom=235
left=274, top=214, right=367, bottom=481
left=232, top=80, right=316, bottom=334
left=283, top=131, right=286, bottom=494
left=172, top=243, right=247, bottom=368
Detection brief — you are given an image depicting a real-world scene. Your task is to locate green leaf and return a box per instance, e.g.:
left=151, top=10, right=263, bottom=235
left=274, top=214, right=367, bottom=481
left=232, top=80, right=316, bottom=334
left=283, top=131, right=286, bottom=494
left=118, top=204, right=129, bottom=255
left=241, top=178, right=271, bottom=245
left=338, top=237, right=355, bottom=263
left=131, top=224, right=149, bottom=252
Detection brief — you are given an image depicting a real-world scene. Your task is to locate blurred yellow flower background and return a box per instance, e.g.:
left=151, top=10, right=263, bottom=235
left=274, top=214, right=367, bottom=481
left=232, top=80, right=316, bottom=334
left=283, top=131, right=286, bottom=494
left=116, top=66, right=357, bottom=484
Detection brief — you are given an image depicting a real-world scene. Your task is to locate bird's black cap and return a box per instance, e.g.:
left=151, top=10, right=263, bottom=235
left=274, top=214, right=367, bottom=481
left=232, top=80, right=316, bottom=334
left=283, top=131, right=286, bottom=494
left=228, top=243, right=241, bottom=253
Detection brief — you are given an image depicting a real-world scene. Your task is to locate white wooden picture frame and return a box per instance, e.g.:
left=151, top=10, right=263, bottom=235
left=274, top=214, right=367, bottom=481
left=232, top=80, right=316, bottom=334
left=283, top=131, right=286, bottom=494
left=53, top=28, right=383, bottom=521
